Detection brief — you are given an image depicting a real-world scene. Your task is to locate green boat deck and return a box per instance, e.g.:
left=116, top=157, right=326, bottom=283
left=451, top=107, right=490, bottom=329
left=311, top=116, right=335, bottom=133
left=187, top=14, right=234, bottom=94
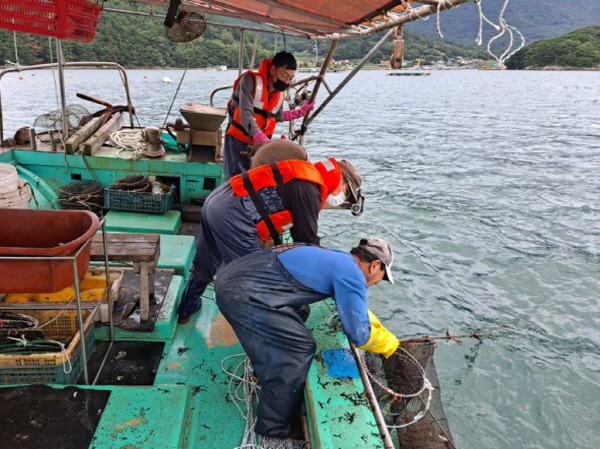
left=0, top=149, right=386, bottom=448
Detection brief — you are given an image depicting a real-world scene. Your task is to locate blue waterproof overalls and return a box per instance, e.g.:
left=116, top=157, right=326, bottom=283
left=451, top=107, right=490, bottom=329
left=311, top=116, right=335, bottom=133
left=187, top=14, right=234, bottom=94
left=215, top=248, right=329, bottom=438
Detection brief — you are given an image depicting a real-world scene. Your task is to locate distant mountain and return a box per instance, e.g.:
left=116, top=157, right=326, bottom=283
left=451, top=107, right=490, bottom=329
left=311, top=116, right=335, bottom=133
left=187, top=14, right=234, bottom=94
left=506, top=26, right=600, bottom=69
left=406, top=0, right=600, bottom=46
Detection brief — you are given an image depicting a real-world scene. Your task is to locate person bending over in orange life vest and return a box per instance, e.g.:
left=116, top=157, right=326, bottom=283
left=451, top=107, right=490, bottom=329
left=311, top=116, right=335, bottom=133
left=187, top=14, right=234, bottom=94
left=224, top=51, right=315, bottom=179
left=177, top=149, right=362, bottom=323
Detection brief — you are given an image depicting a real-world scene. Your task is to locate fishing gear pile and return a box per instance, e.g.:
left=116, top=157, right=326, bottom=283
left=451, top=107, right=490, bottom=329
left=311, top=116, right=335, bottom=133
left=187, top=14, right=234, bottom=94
left=109, top=175, right=151, bottom=192
left=57, top=180, right=104, bottom=214
left=364, top=341, right=456, bottom=449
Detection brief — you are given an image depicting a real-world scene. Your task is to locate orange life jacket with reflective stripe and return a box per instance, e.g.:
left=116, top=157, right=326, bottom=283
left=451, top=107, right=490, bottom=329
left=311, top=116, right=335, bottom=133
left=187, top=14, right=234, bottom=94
left=226, top=59, right=285, bottom=144
left=230, top=160, right=328, bottom=242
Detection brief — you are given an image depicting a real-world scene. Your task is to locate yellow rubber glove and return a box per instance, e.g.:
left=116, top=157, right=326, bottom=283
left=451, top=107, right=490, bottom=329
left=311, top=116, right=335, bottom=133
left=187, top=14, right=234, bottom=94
left=358, top=309, right=400, bottom=358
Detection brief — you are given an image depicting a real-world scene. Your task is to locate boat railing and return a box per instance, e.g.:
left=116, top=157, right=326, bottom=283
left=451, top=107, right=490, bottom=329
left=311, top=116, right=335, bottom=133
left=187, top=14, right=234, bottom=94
left=0, top=61, right=135, bottom=144
left=209, top=85, right=233, bottom=109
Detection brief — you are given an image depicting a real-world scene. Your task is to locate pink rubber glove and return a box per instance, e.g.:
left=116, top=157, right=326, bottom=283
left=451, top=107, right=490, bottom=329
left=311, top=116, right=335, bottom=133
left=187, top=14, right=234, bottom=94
left=252, top=130, right=270, bottom=143
left=282, top=100, right=316, bottom=121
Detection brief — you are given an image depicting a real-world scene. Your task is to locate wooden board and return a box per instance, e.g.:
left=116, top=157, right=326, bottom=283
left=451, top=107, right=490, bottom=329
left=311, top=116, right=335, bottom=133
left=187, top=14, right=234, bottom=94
left=64, top=115, right=104, bottom=154
left=90, top=233, right=160, bottom=263
left=81, top=112, right=123, bottom=156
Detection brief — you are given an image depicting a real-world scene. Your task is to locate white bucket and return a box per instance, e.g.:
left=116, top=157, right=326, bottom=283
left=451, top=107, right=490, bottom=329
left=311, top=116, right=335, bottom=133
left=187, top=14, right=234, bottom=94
left=0, top=179, right=32, bottom=209
left=0, top=163, right=18, bottom=194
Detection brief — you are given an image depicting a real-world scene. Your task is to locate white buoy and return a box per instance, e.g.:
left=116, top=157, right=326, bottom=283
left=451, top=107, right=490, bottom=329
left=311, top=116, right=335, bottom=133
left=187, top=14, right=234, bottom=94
left=162, top=77, right=173, bottom=83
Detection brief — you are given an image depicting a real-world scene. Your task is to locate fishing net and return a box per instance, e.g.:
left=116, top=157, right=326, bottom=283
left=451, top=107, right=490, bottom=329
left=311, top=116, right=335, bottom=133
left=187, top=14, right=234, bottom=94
left=109, top=175, right=150, bottom=192
left=364, top=341, right=456, bottom=449
left=56, top=180, right=104, bottom=215
left=32, top=105, right=91, bottom=137
left=165, top=11, right=207, bottom=43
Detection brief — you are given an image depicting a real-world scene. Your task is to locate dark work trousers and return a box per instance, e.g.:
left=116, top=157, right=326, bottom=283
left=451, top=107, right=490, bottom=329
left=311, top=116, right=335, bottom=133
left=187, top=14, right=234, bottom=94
left=215, top=250, right=328, bottom=438
left=177, top=182, right=261, bottom=319
left=223, top=132, right=251, bottom=179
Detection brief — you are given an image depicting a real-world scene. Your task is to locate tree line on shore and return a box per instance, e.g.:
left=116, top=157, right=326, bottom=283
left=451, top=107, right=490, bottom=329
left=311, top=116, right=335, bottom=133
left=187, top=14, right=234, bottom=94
left=0, top=1, right=488, bottom=69
left=507, top=26, right=600, bottom=70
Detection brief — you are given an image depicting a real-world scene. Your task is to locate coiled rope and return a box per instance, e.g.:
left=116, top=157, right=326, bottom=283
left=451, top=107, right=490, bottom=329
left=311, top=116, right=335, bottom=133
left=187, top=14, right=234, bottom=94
left=221, top=353, right=307, bottom=449
left=0, top=312, right=39, bottom=330
left=3, top=335, right=72, bottom=374
left=0, top=311, right=75, bottom=374
left=109, top=129, right=165, bottom=160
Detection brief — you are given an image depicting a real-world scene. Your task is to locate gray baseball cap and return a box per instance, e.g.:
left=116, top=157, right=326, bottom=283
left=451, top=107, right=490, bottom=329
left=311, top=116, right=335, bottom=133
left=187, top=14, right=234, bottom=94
left=339, top=159, right=362, bottom=205
left=359, top=237, right=394, bottom=284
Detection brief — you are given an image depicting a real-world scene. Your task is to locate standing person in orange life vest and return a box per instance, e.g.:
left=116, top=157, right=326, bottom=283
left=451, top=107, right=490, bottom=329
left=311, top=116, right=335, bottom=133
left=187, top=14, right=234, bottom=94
left=224, top=51, right=315, bottom=179
left=177, top=144, right=363, bottom=323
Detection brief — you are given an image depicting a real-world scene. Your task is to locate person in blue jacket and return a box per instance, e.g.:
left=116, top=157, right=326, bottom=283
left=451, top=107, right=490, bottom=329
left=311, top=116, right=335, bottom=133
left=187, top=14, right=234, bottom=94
left=214, top=237, right=400, bottom=439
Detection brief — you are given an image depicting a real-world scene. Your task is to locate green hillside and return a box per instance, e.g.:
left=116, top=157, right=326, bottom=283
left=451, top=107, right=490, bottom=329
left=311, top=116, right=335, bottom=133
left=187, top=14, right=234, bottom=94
left=506, top=26, right=600, bottom=69
left=0, top=1, right=488, bottom=69
left=408, top=0, right=600, bottom=45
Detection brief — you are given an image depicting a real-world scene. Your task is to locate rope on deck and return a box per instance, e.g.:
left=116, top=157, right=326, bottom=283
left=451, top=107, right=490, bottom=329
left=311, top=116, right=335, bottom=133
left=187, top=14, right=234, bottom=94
left=221, top=353, right=307, bottom=449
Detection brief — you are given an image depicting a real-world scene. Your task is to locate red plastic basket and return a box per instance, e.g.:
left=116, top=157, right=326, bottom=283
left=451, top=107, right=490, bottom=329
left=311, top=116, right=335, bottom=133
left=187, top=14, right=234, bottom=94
left=0, top=0, right=103, bottom=43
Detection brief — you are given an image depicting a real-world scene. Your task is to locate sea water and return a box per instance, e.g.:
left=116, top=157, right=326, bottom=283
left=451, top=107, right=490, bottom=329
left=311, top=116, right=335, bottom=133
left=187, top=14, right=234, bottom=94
left=2, top=67, right=599, bottom=449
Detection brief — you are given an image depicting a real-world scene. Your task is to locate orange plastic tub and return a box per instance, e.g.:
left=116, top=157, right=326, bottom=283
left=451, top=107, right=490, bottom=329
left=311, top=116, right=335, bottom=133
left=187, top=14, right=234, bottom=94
left=0, top=209, right=100, bottom=293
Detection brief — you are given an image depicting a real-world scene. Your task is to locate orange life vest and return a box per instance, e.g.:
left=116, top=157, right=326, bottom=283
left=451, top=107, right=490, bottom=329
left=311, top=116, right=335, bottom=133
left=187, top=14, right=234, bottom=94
left=230, top=159, right=335, bottom=242
left=226, top=59, right=285, bottom=144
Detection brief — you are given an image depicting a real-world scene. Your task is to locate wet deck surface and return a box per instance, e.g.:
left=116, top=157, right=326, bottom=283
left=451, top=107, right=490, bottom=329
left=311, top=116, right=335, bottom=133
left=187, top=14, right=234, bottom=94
left=0, top=385, right=109, bottom=449
left=83, top=341, right=165, bottom=385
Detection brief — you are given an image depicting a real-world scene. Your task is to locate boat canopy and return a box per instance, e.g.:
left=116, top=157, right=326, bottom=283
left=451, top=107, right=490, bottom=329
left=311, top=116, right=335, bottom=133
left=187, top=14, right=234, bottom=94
left=127, top=0, right=470, bottom=39
left=0, top=0, right=472, bottom=42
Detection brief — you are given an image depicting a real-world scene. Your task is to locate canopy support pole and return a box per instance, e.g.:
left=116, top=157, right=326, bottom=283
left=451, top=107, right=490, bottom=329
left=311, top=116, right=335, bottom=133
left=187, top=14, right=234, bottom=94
left=56, top=39, right=70, bottom=140
left=238, top=28, right=246, bottom=76
left=298, top=39, right=337, bottom=145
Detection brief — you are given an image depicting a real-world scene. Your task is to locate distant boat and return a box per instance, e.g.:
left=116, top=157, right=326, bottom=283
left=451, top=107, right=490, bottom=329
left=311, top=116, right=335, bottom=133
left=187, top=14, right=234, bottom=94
left=162, top=76, right=173, bottom=83
left=388, top=71, right=431, bottom=76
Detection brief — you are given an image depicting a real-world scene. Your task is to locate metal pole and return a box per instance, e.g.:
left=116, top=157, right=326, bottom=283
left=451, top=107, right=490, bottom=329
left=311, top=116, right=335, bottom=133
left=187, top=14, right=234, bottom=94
left=306, top=27, right=396, bottom=128
left=249, top=32, right=259, bottom=70
left=298, top=39, right=337, bottom=145
left=55, top=39, right=69, bottom=140
left=351, top=346, right=396, bottom=449
left=238, top=28, right=246, bottom=77
left=92, top=219, right=116, bottom=385
left=72, top=258, right=89, bottom=384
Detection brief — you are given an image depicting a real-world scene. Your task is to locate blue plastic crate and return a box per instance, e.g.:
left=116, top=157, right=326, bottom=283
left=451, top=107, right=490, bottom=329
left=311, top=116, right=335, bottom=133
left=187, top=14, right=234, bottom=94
left=104, top=187, right=173, bottom=214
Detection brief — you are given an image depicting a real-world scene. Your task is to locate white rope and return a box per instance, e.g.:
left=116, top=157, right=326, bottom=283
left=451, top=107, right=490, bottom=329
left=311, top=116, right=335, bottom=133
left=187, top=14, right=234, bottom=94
left=6, top=335, right=72, bottom=373
left=483, top=0, right=523, bottom=68
left=3, top=32, right=22, bottom=69
left=503, top=24, right=526, bottom=61
left=498, top=19, right=514, bottom=63
left=47, top=339, right=73, bottom=374
left=109, top=129, right=165, bottom=160
left=475, top=0, right=501, bottom=47
left=48, top=37, right=61, bottom=112
left=6, top=335, right=28, bottom=346
left=221, top=353, right=307, bottom=449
